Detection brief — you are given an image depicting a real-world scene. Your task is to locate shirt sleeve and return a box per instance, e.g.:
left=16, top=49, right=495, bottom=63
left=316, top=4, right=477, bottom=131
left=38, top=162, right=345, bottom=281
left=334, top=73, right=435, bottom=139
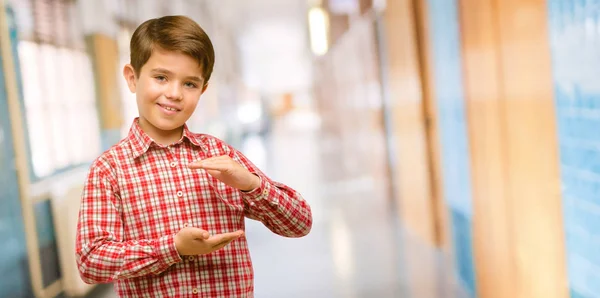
left=75, top=158, right=182, bottom=284
left=230, top=147, right=313, bottom=238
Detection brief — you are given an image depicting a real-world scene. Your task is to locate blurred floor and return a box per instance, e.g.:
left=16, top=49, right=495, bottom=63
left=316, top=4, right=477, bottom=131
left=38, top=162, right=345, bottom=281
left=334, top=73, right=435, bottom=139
left=86, top=116, right=468, bottom=298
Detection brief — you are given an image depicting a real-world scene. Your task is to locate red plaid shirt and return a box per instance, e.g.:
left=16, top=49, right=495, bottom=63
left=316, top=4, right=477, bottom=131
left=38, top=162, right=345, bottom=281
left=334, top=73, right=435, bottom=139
left=76, top=119, right=312, bottom=297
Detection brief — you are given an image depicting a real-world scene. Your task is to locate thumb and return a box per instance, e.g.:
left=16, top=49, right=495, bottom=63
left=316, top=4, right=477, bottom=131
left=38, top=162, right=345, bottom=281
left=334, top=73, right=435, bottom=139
left=190, top=228, right=210, bottom=240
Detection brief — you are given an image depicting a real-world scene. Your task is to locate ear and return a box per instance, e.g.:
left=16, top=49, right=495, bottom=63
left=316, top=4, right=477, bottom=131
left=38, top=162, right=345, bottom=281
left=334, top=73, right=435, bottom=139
left=123, top=64, right=138, bottom=93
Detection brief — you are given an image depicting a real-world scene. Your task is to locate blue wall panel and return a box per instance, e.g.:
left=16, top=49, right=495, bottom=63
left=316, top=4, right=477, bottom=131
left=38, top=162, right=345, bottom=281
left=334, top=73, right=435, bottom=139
left=548, top=0, right=600, bottom=297
left=427, top=0, right=476, bottom=296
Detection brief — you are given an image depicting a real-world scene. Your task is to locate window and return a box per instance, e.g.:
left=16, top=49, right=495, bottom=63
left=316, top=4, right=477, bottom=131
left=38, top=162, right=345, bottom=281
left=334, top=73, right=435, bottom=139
left=13, top=0, right=101, bottom=179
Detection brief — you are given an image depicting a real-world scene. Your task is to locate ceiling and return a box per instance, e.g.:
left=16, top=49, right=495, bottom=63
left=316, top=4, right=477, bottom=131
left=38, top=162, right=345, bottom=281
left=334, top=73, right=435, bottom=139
left=210, top=0, right=314, bottom=95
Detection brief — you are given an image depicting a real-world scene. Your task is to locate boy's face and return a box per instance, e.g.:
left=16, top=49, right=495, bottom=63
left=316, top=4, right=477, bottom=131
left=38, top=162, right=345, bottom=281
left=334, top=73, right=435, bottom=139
left=123, top=48, right=207, bottom=136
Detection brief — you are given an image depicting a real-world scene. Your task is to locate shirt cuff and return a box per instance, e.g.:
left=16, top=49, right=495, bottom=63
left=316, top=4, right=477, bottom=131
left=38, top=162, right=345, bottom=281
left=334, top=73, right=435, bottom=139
left=241, top=174, right=270, bottom=201
left=155, top=234, right=182, bottom=271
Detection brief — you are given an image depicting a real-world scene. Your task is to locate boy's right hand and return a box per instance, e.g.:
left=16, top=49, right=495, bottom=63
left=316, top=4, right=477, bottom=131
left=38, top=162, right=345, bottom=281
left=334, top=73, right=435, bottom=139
left=174, top=227, right=244, bottom=256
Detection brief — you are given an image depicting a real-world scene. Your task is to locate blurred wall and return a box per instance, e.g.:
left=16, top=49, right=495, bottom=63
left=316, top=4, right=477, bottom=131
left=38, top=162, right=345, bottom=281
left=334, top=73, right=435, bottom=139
left=314, top=15, right=387, bottom=184
left=378, top=0, right=569, bottom=297
left=0, top=6, right=32, bottom=297
left=460, top=0, right=567, bottom=297
left=380, top=0, right=438, bottom=246
left=548, top=1, right=600, bottom=297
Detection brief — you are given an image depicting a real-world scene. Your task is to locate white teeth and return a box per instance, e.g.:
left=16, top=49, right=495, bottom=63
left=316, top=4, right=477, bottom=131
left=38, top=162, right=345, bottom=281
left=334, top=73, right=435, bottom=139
left=161, top=105, right=177, bottom=111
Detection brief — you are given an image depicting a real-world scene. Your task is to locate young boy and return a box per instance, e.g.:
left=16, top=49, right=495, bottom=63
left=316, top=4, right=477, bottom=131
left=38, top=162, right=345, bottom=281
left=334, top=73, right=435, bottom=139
left=75, top=15, right=312, bottom=297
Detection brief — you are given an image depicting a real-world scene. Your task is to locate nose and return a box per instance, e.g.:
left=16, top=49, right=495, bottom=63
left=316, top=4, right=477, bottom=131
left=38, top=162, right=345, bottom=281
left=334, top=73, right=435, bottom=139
left=165, top=82, right=183, bottom=101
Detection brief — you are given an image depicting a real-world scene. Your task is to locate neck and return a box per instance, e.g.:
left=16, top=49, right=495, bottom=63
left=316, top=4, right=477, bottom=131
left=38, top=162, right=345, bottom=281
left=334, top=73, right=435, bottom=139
left=138, top=118, right=183, bottom=146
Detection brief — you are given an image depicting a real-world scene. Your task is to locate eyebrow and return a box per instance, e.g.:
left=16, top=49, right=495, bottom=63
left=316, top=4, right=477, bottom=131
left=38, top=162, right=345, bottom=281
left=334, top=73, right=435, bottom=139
left=151, top=68, right=203, bottom=83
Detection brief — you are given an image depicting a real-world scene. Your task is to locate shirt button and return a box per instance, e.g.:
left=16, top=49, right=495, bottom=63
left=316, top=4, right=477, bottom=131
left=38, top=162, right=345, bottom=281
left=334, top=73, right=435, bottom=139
left=183, top=223, right=190, bottom=228
left=170, top=161, right=177, bottom=168
left=177, top=191, right=183, bottom=197
left=188, top=256, right=195, bottom=262
left=192, top=288, right=198, bottom=294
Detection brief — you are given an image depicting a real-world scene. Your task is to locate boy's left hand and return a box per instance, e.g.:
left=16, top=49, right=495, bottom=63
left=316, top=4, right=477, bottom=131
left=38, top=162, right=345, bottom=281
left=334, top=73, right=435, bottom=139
left=188, top=155, right=260, bottom=191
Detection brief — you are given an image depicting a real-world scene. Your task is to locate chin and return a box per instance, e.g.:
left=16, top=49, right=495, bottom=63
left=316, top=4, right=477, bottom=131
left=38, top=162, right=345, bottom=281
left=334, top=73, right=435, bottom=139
left=150, top=117, right=184, bottom=131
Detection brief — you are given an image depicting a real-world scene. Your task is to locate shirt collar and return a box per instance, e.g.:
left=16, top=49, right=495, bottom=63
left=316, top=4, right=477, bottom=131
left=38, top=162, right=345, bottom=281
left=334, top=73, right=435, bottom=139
left=128, top=118, right=207, bottom=159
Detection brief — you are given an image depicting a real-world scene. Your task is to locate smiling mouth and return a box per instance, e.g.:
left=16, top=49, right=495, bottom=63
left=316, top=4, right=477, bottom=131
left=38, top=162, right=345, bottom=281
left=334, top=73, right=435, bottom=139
left=157, top=103, right=181, bottom=112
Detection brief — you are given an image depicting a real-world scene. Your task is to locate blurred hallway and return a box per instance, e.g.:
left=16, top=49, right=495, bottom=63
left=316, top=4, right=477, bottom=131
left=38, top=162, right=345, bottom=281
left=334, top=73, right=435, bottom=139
left=245, top=120, right=468, bottom=298
left=88, top=117, right=468, bottom=298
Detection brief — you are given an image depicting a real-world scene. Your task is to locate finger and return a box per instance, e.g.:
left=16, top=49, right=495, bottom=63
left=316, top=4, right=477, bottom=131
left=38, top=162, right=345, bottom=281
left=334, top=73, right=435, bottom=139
left=212, top=237, right=238, bottom=249
left=196, top=160, right=232, bottom=170
left=187, top=156, right=218, bottom=169
left=188, top=159, right=230, bottom=170
left=187, top=161, right=204, bottom=169
left=207, top=230, right=244, bottom=247
left=212, top=239, right=234, bottom=249
left=197, top=162, right=230, bottom=171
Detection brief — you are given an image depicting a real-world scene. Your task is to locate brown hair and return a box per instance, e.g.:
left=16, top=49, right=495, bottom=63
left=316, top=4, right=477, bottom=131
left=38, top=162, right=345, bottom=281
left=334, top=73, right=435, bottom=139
left=130, top=15, right=215, bottom=85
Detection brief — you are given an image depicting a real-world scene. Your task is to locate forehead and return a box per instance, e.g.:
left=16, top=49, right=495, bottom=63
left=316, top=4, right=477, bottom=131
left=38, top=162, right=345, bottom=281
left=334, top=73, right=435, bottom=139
left=143, top=48, right=203, bottom=76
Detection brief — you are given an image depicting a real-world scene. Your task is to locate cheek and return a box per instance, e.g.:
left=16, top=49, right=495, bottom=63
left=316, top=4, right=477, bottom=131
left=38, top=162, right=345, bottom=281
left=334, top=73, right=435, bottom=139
left=183, top=94, right=202, bottom=110
left=139, top=81, right=163, bottom=101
